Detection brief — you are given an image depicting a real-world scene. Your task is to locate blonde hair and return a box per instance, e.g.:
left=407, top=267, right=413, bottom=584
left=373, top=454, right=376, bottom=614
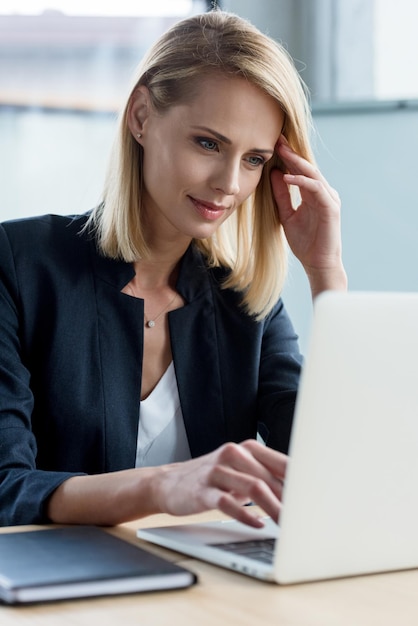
left=87, top=10, right=315, bottom=320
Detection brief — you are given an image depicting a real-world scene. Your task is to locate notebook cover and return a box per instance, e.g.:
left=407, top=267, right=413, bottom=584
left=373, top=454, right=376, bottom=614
left=0, top=526, right=197, bottom=604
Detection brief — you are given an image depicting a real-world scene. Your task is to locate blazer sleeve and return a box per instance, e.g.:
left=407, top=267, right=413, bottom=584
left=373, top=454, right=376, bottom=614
left=256, top=298, right=304, bottom=453
left=0, top=224, right=82, bottom=526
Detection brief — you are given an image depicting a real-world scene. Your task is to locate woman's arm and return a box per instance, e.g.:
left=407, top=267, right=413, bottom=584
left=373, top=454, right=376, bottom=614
left=47, top=440, right=287, bottom=528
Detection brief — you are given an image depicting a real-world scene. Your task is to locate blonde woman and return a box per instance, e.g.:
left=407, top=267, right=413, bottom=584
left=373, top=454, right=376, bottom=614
left=0, top=11, right=346, bottom=527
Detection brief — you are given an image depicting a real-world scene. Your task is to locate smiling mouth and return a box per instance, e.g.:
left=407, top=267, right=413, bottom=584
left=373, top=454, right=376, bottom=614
left=189, top=196, right=229, bottom=221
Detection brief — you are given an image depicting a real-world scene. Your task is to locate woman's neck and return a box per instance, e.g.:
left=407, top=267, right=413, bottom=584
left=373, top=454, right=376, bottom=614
left=132, top=243, right=190, bottom=290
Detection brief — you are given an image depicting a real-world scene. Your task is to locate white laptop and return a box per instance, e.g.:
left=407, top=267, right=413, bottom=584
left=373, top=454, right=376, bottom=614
left=137, top=291, right=418, bottom=584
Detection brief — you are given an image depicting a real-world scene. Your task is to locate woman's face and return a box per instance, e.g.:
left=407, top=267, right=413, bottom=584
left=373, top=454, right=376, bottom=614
left=133, top=74, right=284, bottom=244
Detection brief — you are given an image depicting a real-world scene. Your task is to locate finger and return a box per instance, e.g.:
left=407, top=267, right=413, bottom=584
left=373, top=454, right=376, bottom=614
left=217, top=443, right=286, bottom=496
left=209, top=462, right=284, bottom=511
left=282, top=174, right=340, bottom=211
left=277, top=141, right=319, bottom=178
left=270, top=168, right=295, bottom=224
left=216, top=493, right=271, bottom=528
left=196, top=475, right=278, bottom=528
left=277, top=142, right=339, bottom=202
left=240, top=440, right=288, bottom=480
left=208, top=448, right=283, bottom=519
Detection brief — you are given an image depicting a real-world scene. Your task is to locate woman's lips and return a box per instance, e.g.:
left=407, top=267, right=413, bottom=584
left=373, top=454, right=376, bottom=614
left=189, top=196, right=228, bottom=221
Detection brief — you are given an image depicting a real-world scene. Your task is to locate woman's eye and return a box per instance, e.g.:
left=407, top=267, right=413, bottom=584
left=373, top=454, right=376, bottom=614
left=197, top=138, right=218, bottom=151
left=247, top=155, right=265, bottom=167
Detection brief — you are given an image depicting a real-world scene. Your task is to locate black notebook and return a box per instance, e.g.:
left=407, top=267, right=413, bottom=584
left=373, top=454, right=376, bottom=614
left=0, top=526, right=197, bottom=604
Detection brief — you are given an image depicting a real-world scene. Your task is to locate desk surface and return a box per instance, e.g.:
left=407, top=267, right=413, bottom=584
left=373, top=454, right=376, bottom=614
left=1, top=510, right=417, bottom=626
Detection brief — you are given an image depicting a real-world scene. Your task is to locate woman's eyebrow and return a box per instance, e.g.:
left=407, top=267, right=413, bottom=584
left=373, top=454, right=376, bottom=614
left=191, top=125, right=274, bottom=155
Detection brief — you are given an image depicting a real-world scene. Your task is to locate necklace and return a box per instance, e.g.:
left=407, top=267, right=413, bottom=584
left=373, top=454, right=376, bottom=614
left=125, top=284, right=178, bottom=328
left=144, top=292, right=178, bottom=328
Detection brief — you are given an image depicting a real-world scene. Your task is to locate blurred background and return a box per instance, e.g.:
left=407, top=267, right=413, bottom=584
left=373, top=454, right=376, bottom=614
left=1, top=0, right=417, bottom=351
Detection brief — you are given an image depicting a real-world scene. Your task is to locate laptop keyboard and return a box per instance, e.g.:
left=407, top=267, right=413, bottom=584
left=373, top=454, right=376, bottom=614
left=209, top=538, right=276, bottom=564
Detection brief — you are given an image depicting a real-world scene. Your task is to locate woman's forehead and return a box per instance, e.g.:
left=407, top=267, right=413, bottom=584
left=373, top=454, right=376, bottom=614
left=171, top=75, right=284, bottom=138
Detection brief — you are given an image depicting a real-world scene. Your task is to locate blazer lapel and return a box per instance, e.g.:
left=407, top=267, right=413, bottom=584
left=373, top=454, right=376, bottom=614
left=171, top=246, right=226, bottom=457
left=90, top=247, right=142, bottom=471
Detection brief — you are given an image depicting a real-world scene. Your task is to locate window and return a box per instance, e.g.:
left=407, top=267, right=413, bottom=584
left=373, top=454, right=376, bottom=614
left=0, top=1, right=206, bottom=111
left=0, top=1, right=207, bottom=220
left=374, top=0, right=418, bottom=100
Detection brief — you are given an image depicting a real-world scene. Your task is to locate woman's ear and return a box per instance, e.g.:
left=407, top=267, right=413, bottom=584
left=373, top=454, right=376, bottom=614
left=127, top=85, right=152, bottom=140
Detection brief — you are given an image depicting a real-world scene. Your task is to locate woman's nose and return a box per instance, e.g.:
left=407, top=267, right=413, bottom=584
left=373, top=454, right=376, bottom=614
left=213, top=160, right=240, bottom=196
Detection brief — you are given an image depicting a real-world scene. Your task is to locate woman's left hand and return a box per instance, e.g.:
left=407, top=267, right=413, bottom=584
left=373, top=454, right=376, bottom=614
left=271, top=135, right=347, bottom=297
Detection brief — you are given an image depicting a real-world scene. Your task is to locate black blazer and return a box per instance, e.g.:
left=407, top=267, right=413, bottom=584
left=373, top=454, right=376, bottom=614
left=0, top=213, right=302, bottom=525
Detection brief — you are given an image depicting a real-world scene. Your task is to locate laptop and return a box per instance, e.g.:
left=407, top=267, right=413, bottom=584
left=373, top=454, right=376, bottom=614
left=138, top=291, right=418, bottom=584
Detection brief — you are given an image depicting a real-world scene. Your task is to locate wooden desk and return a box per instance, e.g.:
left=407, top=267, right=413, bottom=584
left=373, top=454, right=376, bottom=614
left=1, top=510, right=418, bottom=626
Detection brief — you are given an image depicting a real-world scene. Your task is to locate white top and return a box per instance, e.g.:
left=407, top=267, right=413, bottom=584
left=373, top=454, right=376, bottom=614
left=135, top=362, right=191, bottom=467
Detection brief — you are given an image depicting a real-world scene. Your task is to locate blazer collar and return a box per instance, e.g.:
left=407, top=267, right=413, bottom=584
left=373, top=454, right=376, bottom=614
left=90, top=237, right=211, bottom=304
left=176, top=244, right=212, bottom=302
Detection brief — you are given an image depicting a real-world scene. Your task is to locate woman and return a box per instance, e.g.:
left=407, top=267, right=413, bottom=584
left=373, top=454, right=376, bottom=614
left=0, top=11, right=346, bottom=527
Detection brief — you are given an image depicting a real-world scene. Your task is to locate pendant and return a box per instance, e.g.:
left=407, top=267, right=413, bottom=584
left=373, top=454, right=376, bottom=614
left=146, top=320, right=156, bottom=328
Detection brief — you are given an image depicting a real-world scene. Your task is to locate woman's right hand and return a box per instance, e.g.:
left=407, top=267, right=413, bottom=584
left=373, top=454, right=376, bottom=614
left=153, top=440, right=287, bottom=528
